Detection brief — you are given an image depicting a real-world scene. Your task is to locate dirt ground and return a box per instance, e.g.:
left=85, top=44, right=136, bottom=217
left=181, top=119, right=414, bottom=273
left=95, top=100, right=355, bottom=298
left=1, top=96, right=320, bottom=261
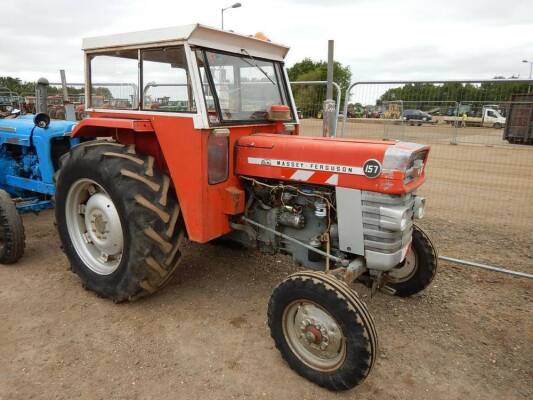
left=1, top=122, right=532, bottom=399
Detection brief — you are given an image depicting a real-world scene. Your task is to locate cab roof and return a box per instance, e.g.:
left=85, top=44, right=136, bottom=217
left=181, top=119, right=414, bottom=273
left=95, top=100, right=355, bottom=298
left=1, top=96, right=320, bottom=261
left=82, top=23, right=290, bottom=61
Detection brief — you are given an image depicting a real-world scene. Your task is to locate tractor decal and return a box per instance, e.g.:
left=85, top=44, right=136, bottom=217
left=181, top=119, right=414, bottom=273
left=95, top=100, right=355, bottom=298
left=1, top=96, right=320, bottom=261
left=247, top=157, right=365, bottom=175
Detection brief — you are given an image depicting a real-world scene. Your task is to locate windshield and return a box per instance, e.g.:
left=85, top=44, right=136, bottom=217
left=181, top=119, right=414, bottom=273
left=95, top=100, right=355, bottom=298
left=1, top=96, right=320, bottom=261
left=196, top=49, right=292, bottom=123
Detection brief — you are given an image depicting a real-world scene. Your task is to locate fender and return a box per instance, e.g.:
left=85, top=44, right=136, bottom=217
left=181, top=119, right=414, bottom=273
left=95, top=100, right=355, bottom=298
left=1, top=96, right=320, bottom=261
left=72, top=117, right=155, bottom=137
left=71, top=116, right=167, bottom=174
left=71, top=115, right=244, bottom=243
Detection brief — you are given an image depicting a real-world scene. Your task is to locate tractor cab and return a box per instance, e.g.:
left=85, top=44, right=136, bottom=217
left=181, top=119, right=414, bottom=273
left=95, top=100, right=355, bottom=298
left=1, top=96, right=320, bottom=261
left=79, top=23, right=297, bottom=131
left=74, top=24, right=299, bottom=243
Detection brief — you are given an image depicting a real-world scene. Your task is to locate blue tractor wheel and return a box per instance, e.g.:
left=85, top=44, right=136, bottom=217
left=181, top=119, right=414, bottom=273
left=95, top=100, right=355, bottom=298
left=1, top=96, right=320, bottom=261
left=0, top=189, right=25, bottom=264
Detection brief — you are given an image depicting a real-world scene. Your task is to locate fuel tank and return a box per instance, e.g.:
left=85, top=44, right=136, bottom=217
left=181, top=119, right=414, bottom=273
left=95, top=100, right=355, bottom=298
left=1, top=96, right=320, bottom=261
left=235, top=133, right=429, bottom=194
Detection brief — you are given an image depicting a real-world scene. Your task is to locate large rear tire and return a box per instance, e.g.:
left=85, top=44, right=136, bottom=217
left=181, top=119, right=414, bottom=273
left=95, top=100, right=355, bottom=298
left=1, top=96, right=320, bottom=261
left=0, top=189, right=25, bottom=264
left=268, top=271, right=378, bottom=391
left=55, top=141, right=185, bottom=302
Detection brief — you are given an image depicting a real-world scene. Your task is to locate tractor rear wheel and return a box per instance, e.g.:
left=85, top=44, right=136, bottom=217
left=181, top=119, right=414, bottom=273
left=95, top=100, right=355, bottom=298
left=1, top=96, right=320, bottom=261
left=55, top=141, right=185, bottom=302
left=385, top=225, right=437, bottom=297
left=0, top=189, right=25, bottom=264
left=268, top=271, right=378, bottom=391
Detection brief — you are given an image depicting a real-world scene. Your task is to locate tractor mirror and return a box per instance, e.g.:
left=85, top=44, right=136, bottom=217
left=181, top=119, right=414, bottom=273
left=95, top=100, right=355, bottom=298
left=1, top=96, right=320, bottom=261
left=34, top=113, right=51, bottom=129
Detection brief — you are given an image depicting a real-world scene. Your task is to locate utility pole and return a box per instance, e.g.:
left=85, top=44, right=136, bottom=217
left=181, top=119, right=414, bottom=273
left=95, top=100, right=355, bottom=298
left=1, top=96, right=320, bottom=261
left=323, top=40, right=336, bottom=137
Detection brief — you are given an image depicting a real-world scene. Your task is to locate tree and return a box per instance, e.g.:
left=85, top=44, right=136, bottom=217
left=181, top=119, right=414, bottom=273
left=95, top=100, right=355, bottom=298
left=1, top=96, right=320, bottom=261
left=379, top=81, right=530, bottom=111
left=0, top=76, right=86, bottom=97
left=288, top=58, right=351, bottom=117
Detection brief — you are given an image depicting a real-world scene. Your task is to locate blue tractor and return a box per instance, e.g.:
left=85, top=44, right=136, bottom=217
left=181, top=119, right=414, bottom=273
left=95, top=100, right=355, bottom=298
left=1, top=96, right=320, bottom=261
left=0, top=112, right=80, bottom=263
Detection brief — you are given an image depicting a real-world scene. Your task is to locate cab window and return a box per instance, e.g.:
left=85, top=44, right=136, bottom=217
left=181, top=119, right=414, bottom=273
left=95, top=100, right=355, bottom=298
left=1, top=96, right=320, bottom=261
left=141, top=46, right=196, bottom=112
left=195, top=48, right=293, bottom=124
left=89, top=49, right=138, bottom=110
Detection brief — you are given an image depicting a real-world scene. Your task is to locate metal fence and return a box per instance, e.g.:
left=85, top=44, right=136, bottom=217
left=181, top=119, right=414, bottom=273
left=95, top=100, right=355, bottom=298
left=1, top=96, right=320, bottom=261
left=295, top=79, right=533, bottom=273
left=6, top=78, right=533, bottom=272
left=290, top=81, right=343, bottom=136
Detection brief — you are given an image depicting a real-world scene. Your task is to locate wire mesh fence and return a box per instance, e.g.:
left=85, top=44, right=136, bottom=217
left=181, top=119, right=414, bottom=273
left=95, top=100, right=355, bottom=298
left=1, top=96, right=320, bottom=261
left=290, top=81, right=343, bottom=136
left=5, top=78, right=532, bottom=271
left=295, top=79, right=533, bottom=272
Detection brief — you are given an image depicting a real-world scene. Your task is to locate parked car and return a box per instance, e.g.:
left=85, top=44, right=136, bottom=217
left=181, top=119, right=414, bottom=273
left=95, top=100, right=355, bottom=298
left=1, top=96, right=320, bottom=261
left=402, top=109, right=432, bottom=125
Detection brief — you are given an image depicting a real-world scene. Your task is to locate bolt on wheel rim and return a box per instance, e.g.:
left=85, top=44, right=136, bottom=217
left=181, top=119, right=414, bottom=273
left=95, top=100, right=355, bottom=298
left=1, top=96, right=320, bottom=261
left=282, top=300, right=346, bottom=372
left=388, top=246, right=418, bottom=283
left=65, top=179, right=123, bottom=275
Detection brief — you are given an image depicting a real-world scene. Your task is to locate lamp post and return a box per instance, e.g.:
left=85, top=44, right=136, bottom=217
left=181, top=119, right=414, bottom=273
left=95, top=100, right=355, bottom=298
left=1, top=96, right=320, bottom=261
left=221, top=2, right=242, bottom=30
left=523, top=60, right=533, bottom=93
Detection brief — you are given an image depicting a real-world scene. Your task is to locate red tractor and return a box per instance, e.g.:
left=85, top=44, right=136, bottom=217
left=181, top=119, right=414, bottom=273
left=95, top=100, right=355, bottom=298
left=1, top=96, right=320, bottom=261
left=54, top=24, right=437, bottom=391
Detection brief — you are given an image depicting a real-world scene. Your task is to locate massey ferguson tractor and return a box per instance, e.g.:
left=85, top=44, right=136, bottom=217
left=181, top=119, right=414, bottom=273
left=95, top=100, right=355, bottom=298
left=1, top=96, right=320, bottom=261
left=51, top=24, right=437, bottom=391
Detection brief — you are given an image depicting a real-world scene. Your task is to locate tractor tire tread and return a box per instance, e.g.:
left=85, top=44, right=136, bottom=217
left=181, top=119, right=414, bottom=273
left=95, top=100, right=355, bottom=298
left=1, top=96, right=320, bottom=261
left=55, top=141, right=184, bottom=302
left=0, top=189, right=25, bottom=264
left=268, top=271, right=378, bottom=391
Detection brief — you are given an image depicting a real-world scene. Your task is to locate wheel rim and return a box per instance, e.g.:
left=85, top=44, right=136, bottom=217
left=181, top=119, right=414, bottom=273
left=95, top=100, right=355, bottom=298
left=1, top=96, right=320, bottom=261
left=65, top=178, right=124, bottom=275
left=282, top=300, right=346, bottom=372
left=388, top=246, right=418, bottom=283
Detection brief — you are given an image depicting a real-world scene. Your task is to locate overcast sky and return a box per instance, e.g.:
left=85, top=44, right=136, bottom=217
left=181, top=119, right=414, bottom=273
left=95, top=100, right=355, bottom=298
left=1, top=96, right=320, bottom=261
left=1, top=0, right=532, bottom=84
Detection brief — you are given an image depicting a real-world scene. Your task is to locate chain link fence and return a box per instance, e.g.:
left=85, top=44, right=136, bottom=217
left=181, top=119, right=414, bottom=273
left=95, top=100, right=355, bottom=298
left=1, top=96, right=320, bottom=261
left=295, top=79, right=533, bottom=273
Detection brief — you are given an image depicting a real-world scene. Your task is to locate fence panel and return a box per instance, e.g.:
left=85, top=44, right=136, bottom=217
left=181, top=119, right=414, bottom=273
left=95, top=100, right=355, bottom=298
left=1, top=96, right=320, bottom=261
left=290, top=81, right=342, bottom=136
left=296, top=79, right=533, bottom=273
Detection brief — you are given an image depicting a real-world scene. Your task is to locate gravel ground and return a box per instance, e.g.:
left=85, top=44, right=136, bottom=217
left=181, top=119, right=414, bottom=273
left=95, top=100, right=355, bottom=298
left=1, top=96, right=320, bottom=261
left=0, top=122, right=532, bottom=399
left=0, top=210, right=531, bottom=400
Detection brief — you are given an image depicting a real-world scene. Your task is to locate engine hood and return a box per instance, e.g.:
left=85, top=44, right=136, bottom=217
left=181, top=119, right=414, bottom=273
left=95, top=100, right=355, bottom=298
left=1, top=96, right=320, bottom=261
left=0, top=116, right=76, bottom=147
left=235, top=133, right=430, bottom=194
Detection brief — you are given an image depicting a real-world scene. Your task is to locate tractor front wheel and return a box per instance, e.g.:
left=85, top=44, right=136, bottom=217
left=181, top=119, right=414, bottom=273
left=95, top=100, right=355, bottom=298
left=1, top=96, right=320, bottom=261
left=55, top=141, right=185, bottom=302
left=0, top=189, right=25, bottom=264
left=385, top=225, right=437, bottom=297
left=268, top=271, right=378, bottom=391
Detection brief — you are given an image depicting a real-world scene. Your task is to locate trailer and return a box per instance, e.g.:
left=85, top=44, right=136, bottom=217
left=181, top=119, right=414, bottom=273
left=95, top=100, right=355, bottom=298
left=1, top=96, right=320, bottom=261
left=503, top=93, right=533, bottom=145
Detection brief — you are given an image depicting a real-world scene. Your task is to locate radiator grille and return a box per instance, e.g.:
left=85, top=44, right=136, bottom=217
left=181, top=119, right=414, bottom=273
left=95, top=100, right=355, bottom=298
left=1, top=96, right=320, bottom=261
left=362, top=191, right=414, bottom=254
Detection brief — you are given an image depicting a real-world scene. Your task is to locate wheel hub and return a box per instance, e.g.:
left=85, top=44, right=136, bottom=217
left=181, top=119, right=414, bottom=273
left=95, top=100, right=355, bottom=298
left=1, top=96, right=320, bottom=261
left=388, top=245, right=417, bottom=283
left=300, top=318, right=330, bottom=350
left=283, top=301, right=345, bottom=371
left=65, top=179, right=124, bottom=275
left=84, top=192, right=123, bottom=256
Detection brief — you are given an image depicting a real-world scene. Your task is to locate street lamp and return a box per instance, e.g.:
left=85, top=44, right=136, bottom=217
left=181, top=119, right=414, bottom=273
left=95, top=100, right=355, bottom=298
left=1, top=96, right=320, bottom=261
left=523, top=60, right=533, bottom=93
left=221, top=2, right=242, bottom=30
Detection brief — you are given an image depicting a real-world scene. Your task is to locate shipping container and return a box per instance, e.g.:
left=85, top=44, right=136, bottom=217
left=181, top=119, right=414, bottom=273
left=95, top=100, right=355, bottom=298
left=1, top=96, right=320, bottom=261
left=503, top=93, right=533, bottom=145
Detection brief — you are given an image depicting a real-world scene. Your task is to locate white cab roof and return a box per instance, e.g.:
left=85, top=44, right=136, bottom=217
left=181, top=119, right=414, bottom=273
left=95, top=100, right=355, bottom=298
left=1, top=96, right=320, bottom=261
left=82, top=23, right=290, bottom=61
